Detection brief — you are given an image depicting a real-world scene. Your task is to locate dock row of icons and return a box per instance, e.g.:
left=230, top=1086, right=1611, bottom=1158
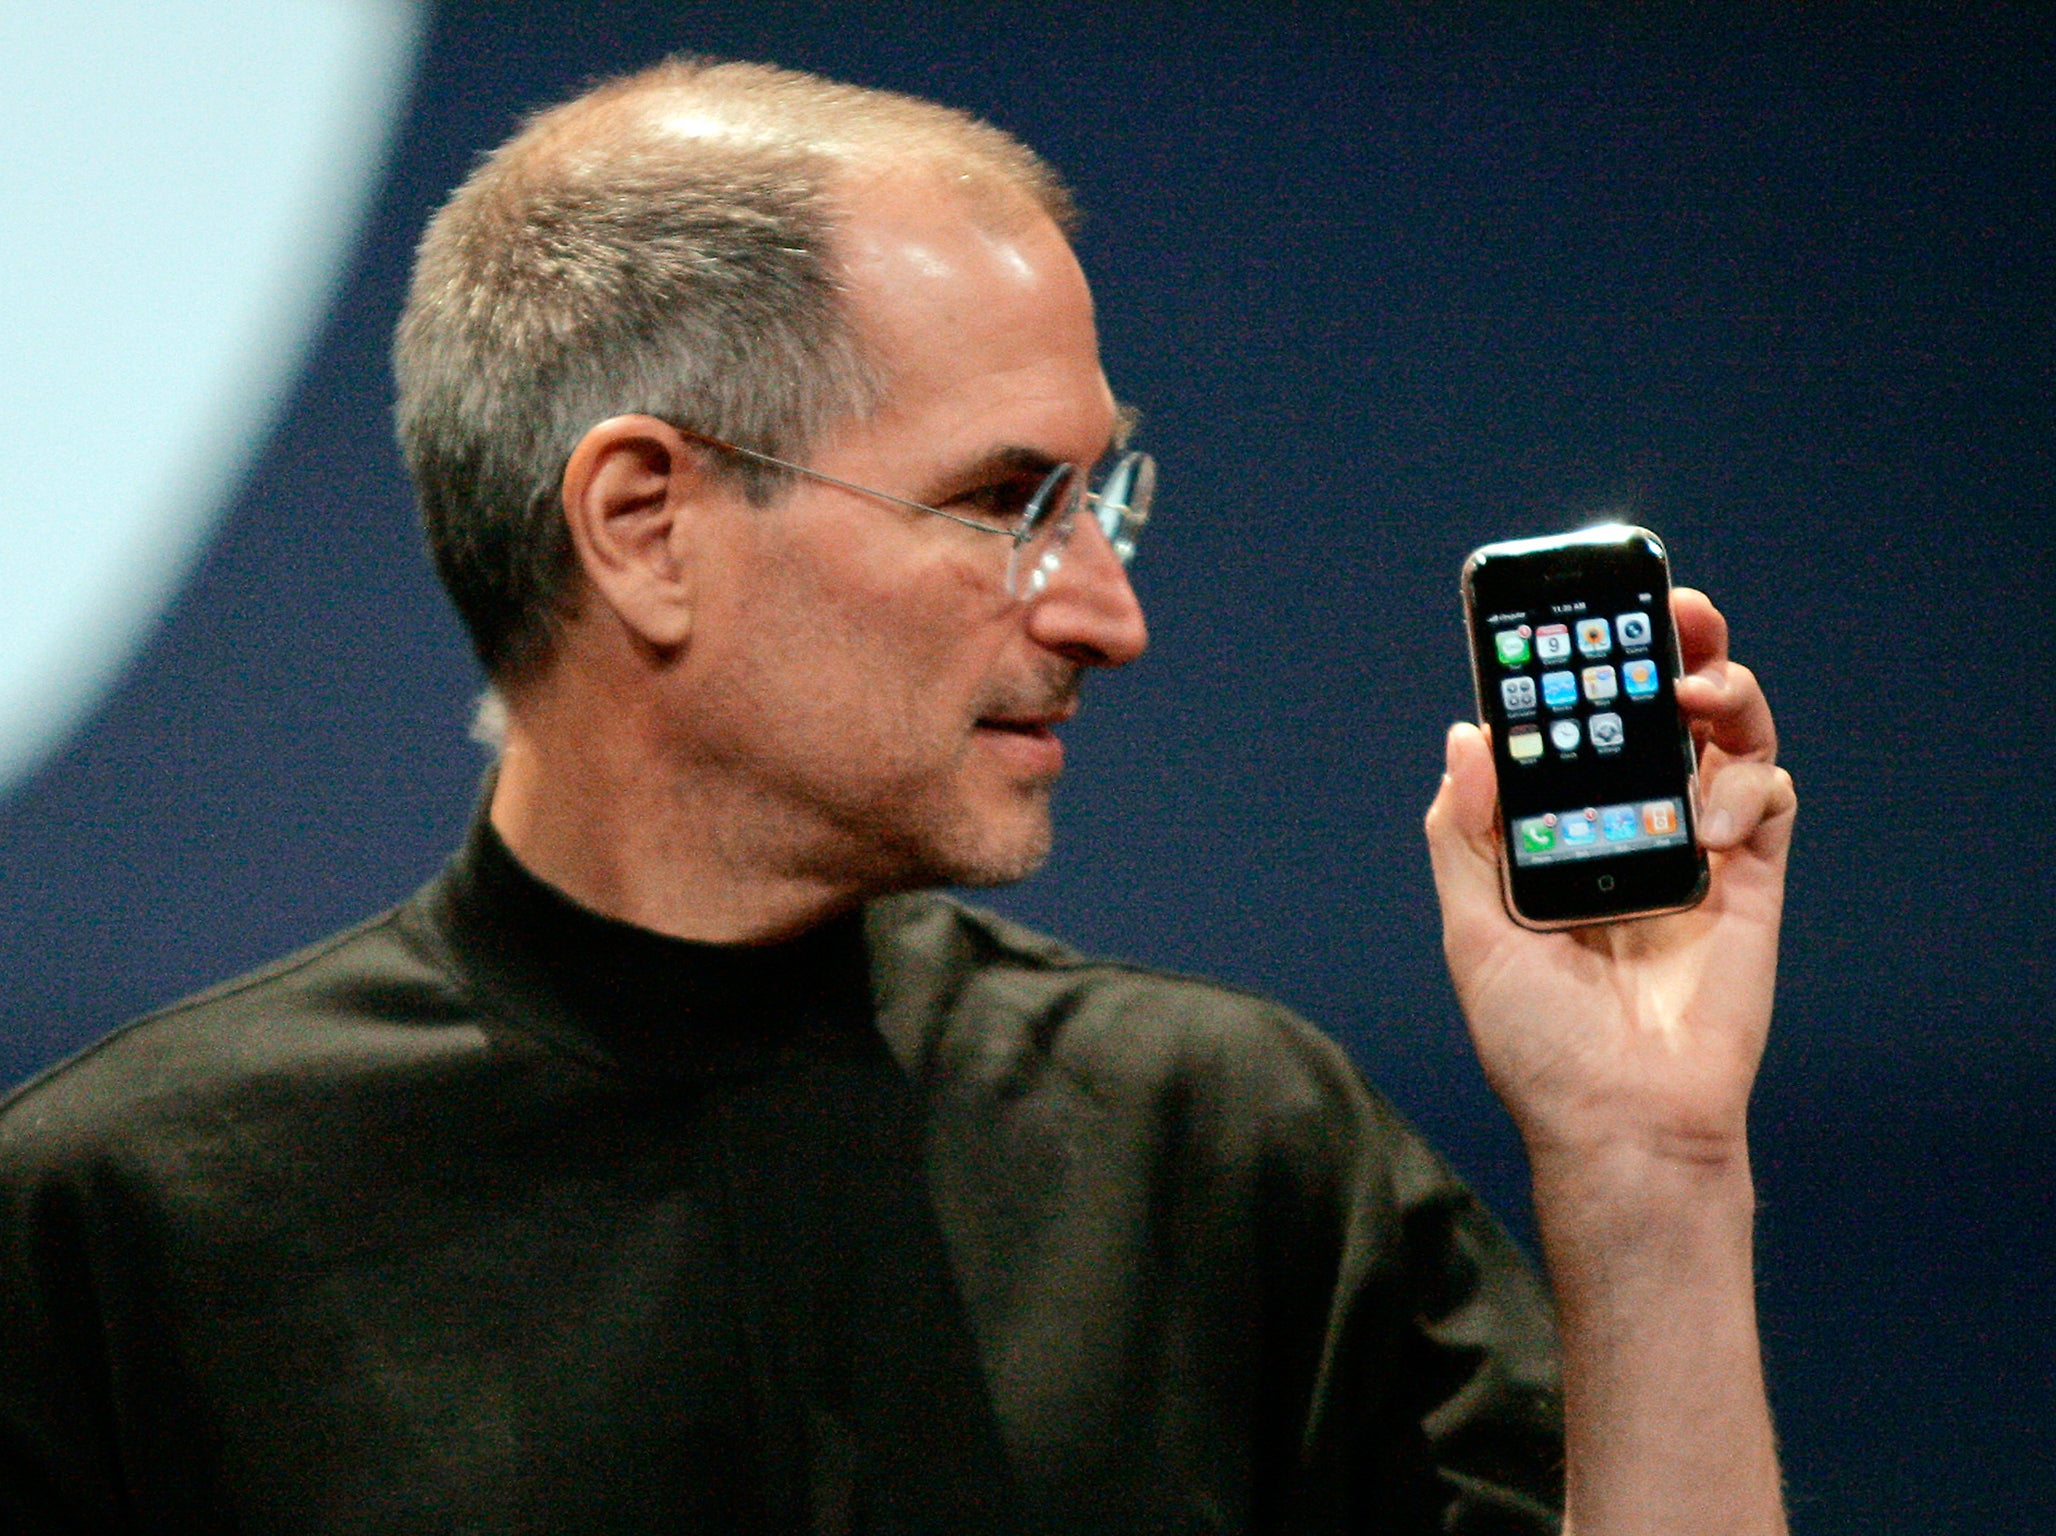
left=1514, top=800, right=1687, bottom=863
left=1496, top=612, right=1651, bottom=667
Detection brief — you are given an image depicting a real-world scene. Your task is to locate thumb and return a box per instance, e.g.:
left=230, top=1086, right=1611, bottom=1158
left=1424, top=721, right=1505, bottom=942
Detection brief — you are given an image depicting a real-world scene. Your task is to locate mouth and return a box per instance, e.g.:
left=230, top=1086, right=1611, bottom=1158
left=973, top=700, right=1075, bottom=775
left=975, top=699, right=1077, bottom=737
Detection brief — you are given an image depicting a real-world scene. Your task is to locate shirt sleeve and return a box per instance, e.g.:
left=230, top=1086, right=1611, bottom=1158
left=1284, top=1068, right=1564, bottom=1535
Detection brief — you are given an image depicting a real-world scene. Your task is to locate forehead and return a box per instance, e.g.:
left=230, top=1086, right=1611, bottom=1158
left=830, top=167, right=1114, bottom=457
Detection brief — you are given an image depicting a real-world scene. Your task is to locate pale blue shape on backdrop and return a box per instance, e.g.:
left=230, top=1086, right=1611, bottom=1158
left=0, top=0, right=425, bottom=797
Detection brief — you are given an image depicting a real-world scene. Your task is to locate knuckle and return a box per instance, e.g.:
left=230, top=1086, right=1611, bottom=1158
left=1717, top=661, right=1758, bottom=704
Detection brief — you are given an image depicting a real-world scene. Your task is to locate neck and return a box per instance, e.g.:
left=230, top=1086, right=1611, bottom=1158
left=486, top=682, right=866, bottom=947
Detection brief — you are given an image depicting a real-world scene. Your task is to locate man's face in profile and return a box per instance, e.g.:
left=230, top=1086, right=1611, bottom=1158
left=666, top=170, right=1148, bottom=894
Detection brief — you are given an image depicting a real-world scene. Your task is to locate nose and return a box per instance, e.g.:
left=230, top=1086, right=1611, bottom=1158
left=1023, top=512, right=1149, bottom=668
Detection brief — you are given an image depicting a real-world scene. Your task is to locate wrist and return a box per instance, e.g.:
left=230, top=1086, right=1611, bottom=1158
left=1527, top=1137, right=1757, bottom=1270
left=1525, top=1123, right=1754, bottom=1187
left=1510, top=1088, right=1755, bottom=1186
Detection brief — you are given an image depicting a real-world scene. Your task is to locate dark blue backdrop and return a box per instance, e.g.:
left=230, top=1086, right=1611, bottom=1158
left=3, top=5, right=2050, bottom=1529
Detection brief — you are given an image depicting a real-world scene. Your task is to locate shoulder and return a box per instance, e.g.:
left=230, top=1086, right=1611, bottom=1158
left=869, top=890, right=1354, bottom=1080
left=866, top=892, right=1420, bottom=1175
left=0, top=898, right=489, bottom=1180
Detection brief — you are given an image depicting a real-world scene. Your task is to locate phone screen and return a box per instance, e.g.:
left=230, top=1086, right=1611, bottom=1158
left=1463, top=525, right=1708, bottom=927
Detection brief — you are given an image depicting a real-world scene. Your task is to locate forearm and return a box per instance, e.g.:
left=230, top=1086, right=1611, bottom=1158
left=1531, top=1145, right=1785, bottom=1536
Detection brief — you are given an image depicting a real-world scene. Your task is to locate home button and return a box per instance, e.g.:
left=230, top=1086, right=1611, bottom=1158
left=1596, top=874, right=1616, bottom=892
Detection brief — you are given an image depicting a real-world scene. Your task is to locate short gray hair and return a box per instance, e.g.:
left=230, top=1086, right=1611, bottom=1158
left=394, top=57, right=1077, bottom=684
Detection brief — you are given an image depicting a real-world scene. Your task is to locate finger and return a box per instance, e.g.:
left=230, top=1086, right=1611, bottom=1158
left=1424, top=721, right=1505, bottom=926
left=1697, top=760, right=1798, bottom=860
left=1671, top=587, right=1728, bottom=675
left=1676, top=658, right=1778, bottom=765
left=1430, top=720, right=1498, bottom=846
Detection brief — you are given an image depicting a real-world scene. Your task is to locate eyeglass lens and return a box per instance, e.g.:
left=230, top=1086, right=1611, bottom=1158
left=1006, top=451, right=1153, bottom=599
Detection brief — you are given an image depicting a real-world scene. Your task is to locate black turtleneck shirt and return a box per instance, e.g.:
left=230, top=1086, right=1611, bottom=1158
left=0, top=819, right=1562, bottom=1534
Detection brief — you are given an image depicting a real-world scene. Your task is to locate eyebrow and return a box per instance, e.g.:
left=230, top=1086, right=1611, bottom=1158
left=928, top=402, right=1144, bottom=498
left=956, top=444, right=1063, bottom=479
left=920, top=444, right=1064, bottom=505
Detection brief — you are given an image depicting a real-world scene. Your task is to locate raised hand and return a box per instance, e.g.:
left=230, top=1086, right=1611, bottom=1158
left=1425, top=587, right=1797, bottom=1164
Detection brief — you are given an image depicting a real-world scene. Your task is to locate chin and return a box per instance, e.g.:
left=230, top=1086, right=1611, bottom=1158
left=825, top=776, right=1056, bottom=895
left=944, top=835, right=1052, bottom=890
left=915, top=793, right=1056, bottom=891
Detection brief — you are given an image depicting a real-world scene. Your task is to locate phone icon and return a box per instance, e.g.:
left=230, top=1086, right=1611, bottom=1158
left=1576, top=617, right=1612, bottom=657
left=1507, top=724, right=1543, bottom=762
left=1501, top=676, right=1537, bottom=713
left=1588, top=711, right=1623, bottom=749
left=1582, top=664, right=1618, bottom=704
left=1621, top=658, right=1659, bottom=700
left=1519, top=818, right=1556, bottom=853
left=1536, top=623, right=1571, bottom=663
left=1541, top=670, right=1578, bottom=710
left=1616, top=611, right=1652, bottom=648
left=1549, top=718, right=1581, bottom=752
left=1495, top=629, right=1531, bottom=666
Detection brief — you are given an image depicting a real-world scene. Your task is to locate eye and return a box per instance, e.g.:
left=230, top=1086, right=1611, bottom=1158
left=948, top=475, right=1045, bottom=529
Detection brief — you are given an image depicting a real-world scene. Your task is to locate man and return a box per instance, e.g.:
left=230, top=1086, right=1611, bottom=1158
left=0, top=59, right=1795, bottom=1533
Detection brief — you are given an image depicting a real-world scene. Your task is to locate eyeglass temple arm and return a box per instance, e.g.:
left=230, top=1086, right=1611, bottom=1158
left=666, top=423, right=1030, bottom=545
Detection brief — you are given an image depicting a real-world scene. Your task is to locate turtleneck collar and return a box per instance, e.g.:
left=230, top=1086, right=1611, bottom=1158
left=421, top=809, right=877, bottom=1082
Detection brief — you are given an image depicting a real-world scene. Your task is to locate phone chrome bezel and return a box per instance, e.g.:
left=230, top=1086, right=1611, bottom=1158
left=1460, top=523, right=1709, bottom=931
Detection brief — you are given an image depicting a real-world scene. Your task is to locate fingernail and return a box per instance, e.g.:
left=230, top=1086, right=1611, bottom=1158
left=1703, top=808, right=1734, bottom=844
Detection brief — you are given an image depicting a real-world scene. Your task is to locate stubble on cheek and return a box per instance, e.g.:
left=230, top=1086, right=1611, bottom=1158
left=702, top=547, right=1069, bottom=891
left=822, top=713, right=1061, bottom=892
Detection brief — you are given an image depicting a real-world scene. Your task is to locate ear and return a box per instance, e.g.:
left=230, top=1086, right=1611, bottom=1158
left=559, top=415, right=717, bottom=651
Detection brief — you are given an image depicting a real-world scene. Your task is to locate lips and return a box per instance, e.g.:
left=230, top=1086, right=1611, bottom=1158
left=974, top=675, right=1079, bottom=734
left=981, top=719, right=1054, bottom=736
left=976, top=708, right=1070, bottom=735
left=973, top=699, right=1073, bottom=777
